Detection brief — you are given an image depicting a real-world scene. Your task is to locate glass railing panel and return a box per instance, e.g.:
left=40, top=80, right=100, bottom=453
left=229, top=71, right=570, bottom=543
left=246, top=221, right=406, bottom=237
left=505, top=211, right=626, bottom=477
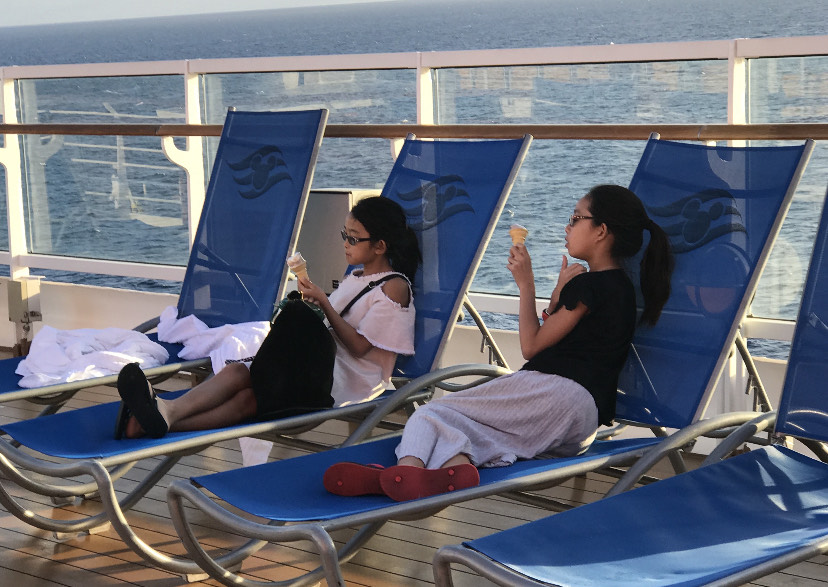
left=435, top=62, right=728, bottom=321
left=748, top=56, right=828, bottom=326
left=434, top=61, right=728, bottom=124
left=15, top=77, right=190, bottom=287
left=201, top=70, right=416, bottom=189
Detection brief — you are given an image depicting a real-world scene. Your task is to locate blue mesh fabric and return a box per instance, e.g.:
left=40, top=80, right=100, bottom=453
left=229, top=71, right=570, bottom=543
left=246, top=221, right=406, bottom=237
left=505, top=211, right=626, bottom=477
left=464, top=445, right=828, bottom=587
left=176, top=109, right=325, bottom=327
left=383, top=138, right=528, bottom=379
left=0, top=136, right=529, bottom=462
left=617, top=139, right=809, bottom=428
left=0, top=390, right=197, bottom=458
left=776, top=189, right=828, bottom=442
left=190, top=435, right=658, bottom=521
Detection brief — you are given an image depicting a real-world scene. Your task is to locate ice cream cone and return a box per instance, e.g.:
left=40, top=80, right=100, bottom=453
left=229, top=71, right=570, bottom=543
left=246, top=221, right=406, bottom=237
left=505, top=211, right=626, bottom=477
left=509, top=224, right=528, bottom=245
left=292, top=263, right=308, bottom=281
left=286, top=252, right=309, bottom=281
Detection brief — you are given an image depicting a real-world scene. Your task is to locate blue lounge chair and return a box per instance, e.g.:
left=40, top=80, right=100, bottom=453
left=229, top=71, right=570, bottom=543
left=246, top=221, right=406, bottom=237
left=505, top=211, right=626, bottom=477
left=433, top=186, right=828, bottom=587
left=163, top=137, right=814, bottom=586
left=0, top=108, right=328, bottom=413
left=0, top=135, right=532, bottom=576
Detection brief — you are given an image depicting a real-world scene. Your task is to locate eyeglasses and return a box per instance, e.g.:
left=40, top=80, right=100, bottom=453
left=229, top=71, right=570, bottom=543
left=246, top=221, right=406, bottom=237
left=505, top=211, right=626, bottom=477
left=340, top=228, right=373, bottom=246
left=568, top=214, right=594, bottom=227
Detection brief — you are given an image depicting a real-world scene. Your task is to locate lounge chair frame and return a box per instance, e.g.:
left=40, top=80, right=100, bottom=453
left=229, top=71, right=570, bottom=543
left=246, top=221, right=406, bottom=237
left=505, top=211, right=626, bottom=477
left=431, top=415, right=828, bottom=586
left=433, top=171, right=828, bottom=587
left=162, top=137, right=815, bottom=586
left=0, top=108, right=329, bottom=413
left=0, top=135, right=533, bottom=577
left=168, top=406, right=759, bottom=586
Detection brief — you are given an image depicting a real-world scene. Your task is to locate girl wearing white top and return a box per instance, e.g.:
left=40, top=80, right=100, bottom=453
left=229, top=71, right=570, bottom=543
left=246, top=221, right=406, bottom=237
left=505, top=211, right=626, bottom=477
left=115, top=197, right=421, bottom=439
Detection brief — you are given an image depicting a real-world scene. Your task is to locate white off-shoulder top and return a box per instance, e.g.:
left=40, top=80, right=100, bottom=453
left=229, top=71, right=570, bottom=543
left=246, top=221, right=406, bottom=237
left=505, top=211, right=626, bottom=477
left=326, top=270, right=416, bottom=406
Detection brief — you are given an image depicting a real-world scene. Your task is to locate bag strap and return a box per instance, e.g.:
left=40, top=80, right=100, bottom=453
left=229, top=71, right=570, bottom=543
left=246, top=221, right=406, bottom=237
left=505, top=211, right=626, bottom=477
left=339, top=272, right=407, bottom=317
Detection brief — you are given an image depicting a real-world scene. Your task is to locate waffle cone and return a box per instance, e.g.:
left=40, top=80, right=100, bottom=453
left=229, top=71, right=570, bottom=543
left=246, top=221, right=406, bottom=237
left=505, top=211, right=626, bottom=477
left=509, top=225, right=528, bottom=245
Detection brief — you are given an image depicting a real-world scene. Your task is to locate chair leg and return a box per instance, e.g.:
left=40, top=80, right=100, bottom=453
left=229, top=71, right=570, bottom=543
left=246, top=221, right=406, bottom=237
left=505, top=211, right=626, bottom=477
left=432, top=545, right=460, bottom=587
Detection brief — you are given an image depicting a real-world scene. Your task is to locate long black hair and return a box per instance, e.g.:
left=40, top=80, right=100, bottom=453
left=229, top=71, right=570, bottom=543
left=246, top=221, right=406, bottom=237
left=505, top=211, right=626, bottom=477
left=350, top=196, right=422, bottom=282
left=585, top=184, right=674, bottom=326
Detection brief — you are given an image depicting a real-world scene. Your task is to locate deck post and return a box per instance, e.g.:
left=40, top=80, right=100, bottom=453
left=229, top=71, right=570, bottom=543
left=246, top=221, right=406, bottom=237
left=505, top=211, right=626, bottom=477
left=161, top=65, right=205, bottom=247
left=728, top=39, right=748, bottom=147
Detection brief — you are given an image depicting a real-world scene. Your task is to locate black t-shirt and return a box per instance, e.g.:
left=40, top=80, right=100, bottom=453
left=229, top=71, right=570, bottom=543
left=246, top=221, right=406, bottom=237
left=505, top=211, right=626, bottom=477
left=521, top=269, right=636, bottom=426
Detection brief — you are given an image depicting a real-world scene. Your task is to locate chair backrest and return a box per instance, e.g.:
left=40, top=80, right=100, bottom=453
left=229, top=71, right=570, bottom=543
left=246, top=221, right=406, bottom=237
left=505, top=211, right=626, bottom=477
left=617, top=137, right=813, bottom=428
left=776, top=189, right=828, bottom=443
left=176, top=109, right=328, bottom=328
left=382, top=136, right=532, bottom=379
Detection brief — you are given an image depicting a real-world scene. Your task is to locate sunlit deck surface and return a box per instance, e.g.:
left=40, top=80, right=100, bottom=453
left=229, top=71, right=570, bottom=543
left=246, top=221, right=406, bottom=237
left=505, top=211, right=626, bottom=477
left=0, top=358, right=825, bottom=586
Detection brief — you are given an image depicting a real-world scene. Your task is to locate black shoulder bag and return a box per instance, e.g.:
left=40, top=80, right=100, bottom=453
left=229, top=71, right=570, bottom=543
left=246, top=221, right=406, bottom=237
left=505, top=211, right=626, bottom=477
left=248, top=273, right=405, bottom=420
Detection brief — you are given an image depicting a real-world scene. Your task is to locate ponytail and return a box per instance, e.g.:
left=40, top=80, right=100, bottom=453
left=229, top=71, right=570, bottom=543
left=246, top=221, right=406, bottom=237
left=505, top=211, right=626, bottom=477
left=390, top=226, right=422, bottom=283
left=349, top=197, right=423, bottom=283
left=585, top=185, right=674, bottom=326
left=639, top=219, right=674, bottom=326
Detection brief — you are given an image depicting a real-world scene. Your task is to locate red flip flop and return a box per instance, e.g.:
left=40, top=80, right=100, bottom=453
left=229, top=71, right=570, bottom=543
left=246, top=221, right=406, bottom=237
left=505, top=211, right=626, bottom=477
left=379, top=464, right=479, bottom=502
left=323, top=462, right=385, bottom=496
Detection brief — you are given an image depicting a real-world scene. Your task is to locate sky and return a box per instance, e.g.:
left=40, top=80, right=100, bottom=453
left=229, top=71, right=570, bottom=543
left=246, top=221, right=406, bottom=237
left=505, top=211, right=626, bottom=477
left=0, top=0, right=395, bottom=27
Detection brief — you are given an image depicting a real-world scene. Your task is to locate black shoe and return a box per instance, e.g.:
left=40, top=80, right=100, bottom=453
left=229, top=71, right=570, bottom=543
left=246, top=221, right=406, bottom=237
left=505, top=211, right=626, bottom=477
left=117, top=362, right=168, bottom=438
left=113, top=400, right=131, bottom=440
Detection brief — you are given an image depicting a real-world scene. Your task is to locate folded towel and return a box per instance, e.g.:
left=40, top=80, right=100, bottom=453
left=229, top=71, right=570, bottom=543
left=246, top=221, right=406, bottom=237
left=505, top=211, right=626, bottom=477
left=156, top=306, right=269, bottom=373
left=156, top=305, right=207, bottom=342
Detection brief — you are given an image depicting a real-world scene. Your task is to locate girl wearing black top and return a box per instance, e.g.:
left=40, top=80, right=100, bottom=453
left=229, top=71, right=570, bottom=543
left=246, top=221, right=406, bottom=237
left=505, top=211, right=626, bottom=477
left=324, top=185, right=674, bottom=501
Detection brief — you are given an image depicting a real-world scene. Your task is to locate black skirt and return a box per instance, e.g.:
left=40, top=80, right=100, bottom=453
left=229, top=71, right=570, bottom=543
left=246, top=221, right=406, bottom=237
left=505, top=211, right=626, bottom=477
left=248, top=298, right=336, bottom=420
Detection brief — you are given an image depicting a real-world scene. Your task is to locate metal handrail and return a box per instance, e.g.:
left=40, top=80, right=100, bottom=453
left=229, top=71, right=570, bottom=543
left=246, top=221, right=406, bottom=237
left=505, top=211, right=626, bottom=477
left=2, top=122, right=828, bottom=140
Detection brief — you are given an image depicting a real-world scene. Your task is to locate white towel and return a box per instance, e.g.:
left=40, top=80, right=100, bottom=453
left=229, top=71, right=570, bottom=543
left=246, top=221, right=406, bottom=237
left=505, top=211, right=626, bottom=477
left=15, top=325, right=170, bottom=388
left=159, top=306, right=274, bottom=466
left=156, top=306, right=270, bottom=373
left=156, top=305, right=207, bottom=342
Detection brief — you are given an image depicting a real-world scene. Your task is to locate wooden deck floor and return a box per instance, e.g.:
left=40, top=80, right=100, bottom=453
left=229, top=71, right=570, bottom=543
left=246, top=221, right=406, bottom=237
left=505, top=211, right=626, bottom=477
left=0, top=371, right=826, bottom=586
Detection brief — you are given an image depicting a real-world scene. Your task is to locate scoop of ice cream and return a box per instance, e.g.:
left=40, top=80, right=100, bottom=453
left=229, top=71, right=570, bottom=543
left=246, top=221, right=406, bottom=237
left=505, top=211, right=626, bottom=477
left=286, top=252, right=309, bottom=280
left=286, top=252, right=306, bottom=268
left=509, top=224, right=529, bottom=245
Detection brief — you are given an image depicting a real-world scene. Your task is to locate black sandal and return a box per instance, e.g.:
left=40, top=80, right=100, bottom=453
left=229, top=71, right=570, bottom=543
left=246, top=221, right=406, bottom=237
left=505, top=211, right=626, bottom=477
left=113, top=401, right=131, bottom=440
left=116, top=363, right=169, bottom=438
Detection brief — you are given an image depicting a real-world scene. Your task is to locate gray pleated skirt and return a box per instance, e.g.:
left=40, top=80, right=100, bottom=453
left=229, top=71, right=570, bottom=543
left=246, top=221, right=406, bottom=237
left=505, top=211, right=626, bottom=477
left=394, top=369, right=599, bottom=469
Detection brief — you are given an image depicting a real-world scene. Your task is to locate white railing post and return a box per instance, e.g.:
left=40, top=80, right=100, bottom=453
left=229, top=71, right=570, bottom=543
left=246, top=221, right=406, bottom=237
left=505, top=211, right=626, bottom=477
left=391, top=52, right=436, bottom=159
left=0, top=75, right=29, bottom=281
left=728, top=39, right=748, bottom=147
left=161, top=63, right=205, bottom=246
left=1, top=74, right=43, bottom=351
left=416, top=52, right=435, bottom=126
left=726, top=38, right=753, bottom=405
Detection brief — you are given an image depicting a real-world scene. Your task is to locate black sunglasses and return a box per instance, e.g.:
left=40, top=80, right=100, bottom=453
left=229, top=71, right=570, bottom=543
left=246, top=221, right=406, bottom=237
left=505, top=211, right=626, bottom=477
left=340, top=228, right=373, bottom=246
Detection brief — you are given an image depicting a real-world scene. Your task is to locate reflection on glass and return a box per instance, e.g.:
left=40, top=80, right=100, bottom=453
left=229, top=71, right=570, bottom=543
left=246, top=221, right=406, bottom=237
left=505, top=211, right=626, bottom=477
left=201, top=70, right=416, bottom=189
left=749, top=56, right=828, bottom=320
left=435, top=62, right=728, bottom=302
left=16, top=77, right=189, bottom=269
left=435, top=62, right=728, bottom=124
left=3, top=56, right=825, bottom=315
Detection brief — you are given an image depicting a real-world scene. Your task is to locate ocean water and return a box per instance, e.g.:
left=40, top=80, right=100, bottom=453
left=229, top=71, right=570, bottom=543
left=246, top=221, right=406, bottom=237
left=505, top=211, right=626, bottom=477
left=1, top=0, right=826, bottom=354
left=2, top=0, right=827, bottom=65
